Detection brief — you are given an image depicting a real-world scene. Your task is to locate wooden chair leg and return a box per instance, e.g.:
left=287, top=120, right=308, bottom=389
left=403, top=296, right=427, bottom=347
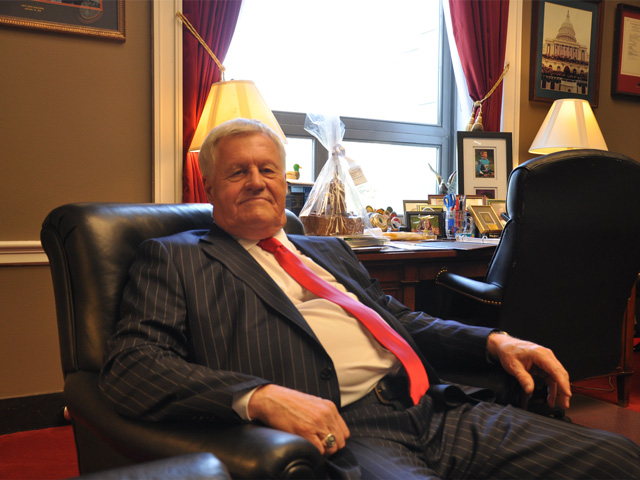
left=617, top=373, right=631, bottom=407
left=617, top=283, right=636, bottom=407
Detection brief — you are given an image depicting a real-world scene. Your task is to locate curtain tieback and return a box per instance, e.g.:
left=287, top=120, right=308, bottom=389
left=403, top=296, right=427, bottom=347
left=466, top=62, right=510, bottom=132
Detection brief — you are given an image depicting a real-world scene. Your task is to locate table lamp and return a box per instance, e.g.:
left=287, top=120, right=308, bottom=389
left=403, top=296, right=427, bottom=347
left=189, top=79, right=287, bottom=151
left=178, top=12, right=286, bottom=152
left=528, top=98, right=607, bottom=154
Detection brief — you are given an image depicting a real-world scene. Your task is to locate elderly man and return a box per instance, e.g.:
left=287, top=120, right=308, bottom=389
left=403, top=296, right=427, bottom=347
left=101, top=119, right=639, bottom=479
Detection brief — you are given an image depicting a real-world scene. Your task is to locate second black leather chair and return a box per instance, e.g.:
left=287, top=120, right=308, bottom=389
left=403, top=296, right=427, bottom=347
left=436, top=149, right=640, bottom=404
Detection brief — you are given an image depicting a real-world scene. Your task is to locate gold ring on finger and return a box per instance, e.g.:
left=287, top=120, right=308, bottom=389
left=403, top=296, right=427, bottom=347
left=323, top=433, right=336, bottom=448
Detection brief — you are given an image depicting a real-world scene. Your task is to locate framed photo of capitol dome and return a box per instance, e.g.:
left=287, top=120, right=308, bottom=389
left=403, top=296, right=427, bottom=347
left=530, top=0, right=604, bottom=107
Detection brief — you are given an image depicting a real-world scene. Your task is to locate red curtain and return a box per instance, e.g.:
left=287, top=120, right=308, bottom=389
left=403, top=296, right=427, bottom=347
left=182, top=0, right=243, bottom=203
left=448, top=0, right=509, bottom=132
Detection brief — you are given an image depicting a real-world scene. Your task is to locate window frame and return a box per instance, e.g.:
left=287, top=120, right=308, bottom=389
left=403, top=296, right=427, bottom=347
left=273, top=19, right=457, bottom=182
left=153, top=0, right=532, bottom=205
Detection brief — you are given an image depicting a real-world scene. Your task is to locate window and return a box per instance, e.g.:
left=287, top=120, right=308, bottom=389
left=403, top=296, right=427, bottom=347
left=224, top=0, right=455, bottom=213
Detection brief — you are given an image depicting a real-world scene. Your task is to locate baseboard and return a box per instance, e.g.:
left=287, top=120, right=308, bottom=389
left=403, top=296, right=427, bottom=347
left=0, top=392, right=69, bottom=435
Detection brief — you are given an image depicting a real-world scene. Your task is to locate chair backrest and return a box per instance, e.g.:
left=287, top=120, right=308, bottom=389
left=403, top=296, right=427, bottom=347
left=485, top=149, right=640, bottom=379
left=41, top=203, right=304, bottom=376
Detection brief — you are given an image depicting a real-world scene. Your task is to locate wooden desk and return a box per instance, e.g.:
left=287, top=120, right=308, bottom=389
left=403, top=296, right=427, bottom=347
left=355, top=242, right=495, bottom=311
left=356, top=243, right=635, bottom=407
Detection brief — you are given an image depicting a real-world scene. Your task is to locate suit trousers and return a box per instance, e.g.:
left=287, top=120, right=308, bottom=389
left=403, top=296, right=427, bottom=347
left=326, top=391, right=640, bottom=479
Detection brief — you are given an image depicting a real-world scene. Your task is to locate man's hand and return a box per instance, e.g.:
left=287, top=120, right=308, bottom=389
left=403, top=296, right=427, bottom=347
left=487, top=332, right=572, bottom=409
left=248, top=384, right=350, bottom=456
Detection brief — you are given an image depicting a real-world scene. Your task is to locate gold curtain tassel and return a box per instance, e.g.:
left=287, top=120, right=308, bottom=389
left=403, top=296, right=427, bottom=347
left=465, top=63, right=510, bottom=132
left=177, top=11, right=226, bottom=81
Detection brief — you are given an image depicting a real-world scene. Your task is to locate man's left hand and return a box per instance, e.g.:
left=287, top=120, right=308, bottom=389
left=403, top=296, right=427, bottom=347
left=487, top=332, right=572, bottom=409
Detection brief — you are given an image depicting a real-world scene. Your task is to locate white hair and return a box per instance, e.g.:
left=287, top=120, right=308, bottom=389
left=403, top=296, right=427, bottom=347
left=198, top=118, right=286, bottom=180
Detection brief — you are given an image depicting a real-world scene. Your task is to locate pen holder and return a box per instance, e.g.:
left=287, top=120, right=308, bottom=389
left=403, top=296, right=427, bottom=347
left=445, top=210, right=474, bottom=240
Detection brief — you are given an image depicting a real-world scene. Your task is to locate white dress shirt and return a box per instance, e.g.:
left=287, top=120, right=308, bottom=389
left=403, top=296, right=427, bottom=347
left=233, top=230, right=400, bottom=419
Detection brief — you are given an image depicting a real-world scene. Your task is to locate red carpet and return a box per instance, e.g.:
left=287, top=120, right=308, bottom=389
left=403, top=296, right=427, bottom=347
left=0, top=426, right=78, bottom=479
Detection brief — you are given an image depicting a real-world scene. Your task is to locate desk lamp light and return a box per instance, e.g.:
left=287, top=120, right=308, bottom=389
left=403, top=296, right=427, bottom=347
left=528, top=98, right=607, bottom=155
left=177, top=12, right=286, bottom=152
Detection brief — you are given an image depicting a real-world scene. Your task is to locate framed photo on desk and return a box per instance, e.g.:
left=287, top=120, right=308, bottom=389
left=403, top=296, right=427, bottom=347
left=405, top=211, right=445, bottom=238
left=403, top=200, right=431, bottom=213
left=468, top=205, right=503, bottom=235
left=488, top=199, right=507, bottom=225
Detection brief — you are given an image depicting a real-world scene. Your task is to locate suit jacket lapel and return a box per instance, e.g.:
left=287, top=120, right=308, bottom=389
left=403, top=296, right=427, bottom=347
left=289, top=235, right=426, bottom=353
left=198, top=225, right=320, bottom=342
left=199, top=228, right=439, bottom=384
left=289, top=235, right=379, bottom=307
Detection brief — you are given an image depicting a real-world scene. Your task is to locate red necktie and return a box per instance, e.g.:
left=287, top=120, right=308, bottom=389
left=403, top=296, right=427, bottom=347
left=258, top=236, right=429, bottom=405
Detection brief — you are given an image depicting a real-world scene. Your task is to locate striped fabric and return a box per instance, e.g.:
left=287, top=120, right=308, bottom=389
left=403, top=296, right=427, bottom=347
left=100, top=225, right=640, bottom=478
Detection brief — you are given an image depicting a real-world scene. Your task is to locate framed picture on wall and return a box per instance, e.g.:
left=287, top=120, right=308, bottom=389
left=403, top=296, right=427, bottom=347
left=612, top=3, right=640, bottom=98
left=530, top=0, right=603, bottom=107
left=0, top=0, right=125, bottom=41
left=456, top=132, right=513, bottom=200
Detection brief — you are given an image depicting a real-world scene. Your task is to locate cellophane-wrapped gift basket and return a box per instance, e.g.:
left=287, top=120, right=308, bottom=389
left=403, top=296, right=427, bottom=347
left=299, top=114, right=373, bottom=236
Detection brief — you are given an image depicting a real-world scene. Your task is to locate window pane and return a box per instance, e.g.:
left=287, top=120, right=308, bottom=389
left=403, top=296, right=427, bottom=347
left=340, top=141, right=439, bottom=214
left=225, top=0, right=442, bottom=125
left=283, top=137, right=313, bottom=183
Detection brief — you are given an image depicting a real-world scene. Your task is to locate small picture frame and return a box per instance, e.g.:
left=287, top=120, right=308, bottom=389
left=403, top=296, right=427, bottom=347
left=468, top=205, right=503, bottom=235
left=612, top=3, right=640, bottom=98
left=403, top=200, right=431, bottom=213
left=464, top=195, right=487, bottom=206
left=405, top=211, right=445, bottom=238
left=487, top=199, right=508, bottom=225
left=427, top=195, right=445, bottom=206
left=457, top=132, right=513, bottom=200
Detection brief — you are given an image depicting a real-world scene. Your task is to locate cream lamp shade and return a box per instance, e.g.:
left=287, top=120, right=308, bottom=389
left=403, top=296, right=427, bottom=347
left=528, top=98, right=607, bottom=155
left=188, top=80, right=287, bottom=151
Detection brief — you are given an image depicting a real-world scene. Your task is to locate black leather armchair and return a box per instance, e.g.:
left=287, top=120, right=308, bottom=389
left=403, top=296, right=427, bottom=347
left=436, top=149, right=640, bottom=400
left=42, top=202, right=528, bottom=477
left=41, top=203, right=323, bottom=478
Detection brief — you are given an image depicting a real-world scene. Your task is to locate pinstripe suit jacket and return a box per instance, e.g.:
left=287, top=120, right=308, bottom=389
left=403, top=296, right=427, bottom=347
left=100, top=224, right=494, bottom=423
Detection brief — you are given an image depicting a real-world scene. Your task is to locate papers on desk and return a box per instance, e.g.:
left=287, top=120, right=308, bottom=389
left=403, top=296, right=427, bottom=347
left=446, top=239, right=498, bottom=250
left=382, top=239, right=497, bottom=251
left=455, top=236, right=500, bottom=245
left=383, top=242, right=442, bottom=251
left=341, top=236, right=389, bottom=250
left=345, top=236, right=498, bottom=252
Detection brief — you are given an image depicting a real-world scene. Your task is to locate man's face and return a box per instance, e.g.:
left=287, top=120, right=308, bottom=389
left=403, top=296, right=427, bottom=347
left=204, top=132, right=287, bottom=240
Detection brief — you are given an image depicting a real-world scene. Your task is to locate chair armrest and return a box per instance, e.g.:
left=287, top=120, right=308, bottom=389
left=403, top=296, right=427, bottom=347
left=437, top=362, right=565, bottom=419
left=65, top=372, right=325, bottom=479
left=74, top=453, right=231, bottom=480
left=436, top=363, right=525, bottom=407
left=435, top=270, right=503, bottom=305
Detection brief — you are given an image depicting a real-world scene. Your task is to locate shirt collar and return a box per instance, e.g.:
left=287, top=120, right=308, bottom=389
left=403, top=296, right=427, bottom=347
left=236, top=229, right=288, bottom=252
